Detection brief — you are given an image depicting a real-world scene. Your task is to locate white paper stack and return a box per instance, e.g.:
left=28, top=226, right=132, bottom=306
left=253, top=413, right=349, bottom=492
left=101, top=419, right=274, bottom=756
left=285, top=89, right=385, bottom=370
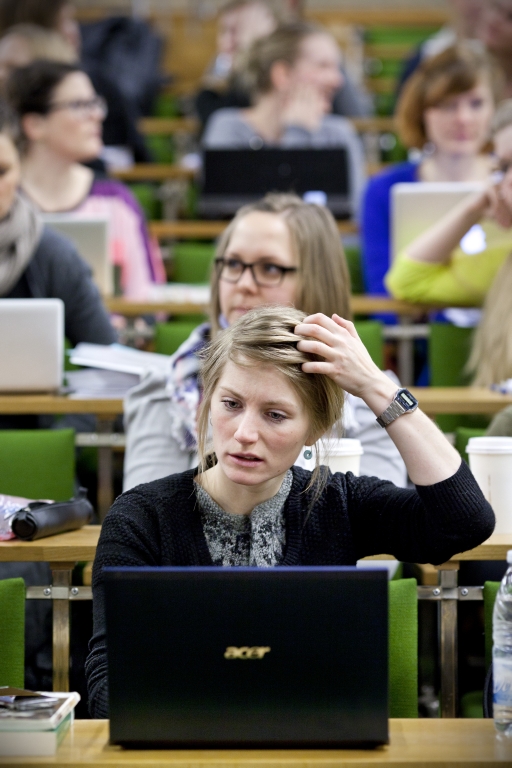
left=0, top=691, right=80, bottom=757
left=66, top=369, right=140, bottom=399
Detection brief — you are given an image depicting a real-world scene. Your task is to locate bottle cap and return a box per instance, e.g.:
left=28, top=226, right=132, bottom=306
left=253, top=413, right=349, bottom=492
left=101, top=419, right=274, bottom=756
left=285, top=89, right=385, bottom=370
left=507, top=550, right=512, bottom=564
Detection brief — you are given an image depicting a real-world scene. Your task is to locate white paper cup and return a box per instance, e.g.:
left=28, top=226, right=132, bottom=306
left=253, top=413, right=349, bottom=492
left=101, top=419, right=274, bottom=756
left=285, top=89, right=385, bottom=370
left=317, top=438, right=364, bottom=476
left=467, top=436, right=512, bottom=534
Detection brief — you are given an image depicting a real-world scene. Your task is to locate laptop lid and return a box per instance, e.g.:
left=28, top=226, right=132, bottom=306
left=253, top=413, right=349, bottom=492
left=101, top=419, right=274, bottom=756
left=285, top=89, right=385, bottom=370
left=391, top=181, right=484, bottom=262
left=105, top=566, right=388, bottom=748
left=41, top=215, right=112, bottom=296
left=199, top=148, right=351, bottom=218
left=0, top=299, right=63, bottom=392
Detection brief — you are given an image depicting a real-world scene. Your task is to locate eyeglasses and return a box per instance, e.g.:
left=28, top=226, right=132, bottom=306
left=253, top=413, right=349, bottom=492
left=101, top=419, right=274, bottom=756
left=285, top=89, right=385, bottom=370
left=47, top=96, right=108, bottom=120
left=215, top=257, right=298, bottom=286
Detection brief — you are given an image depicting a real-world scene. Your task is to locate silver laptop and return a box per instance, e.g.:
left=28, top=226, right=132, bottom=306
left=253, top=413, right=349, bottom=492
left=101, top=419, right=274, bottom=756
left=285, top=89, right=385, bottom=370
left=391, top=181, right=484, bottom=261
left=0, top=299, right=63, bottom=392
left=41, top=215, right=112, bottom=296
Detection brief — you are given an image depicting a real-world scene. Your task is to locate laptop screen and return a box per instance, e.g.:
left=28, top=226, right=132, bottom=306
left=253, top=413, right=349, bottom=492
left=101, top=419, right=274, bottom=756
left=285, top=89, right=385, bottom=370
left=105, top=566, right=388, bottom=748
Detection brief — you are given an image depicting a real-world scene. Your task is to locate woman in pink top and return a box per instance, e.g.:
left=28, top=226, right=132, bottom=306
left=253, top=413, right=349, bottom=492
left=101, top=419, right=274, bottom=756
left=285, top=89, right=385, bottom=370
left=6, top=60, right=165, bottom=299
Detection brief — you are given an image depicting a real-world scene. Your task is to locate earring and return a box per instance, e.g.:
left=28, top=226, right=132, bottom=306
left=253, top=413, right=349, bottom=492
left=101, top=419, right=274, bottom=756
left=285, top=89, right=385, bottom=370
left=303, top=448, right=313, bottom=460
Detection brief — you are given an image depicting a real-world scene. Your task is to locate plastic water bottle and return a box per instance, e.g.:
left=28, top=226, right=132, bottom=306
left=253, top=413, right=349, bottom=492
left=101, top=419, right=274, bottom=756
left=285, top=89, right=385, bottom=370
left=493, top=550, right=512, bottom=734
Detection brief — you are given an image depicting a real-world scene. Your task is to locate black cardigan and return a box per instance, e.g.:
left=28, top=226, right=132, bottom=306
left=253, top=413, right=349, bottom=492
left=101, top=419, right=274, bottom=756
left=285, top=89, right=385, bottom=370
left=85, top=461, right=495, bottom=717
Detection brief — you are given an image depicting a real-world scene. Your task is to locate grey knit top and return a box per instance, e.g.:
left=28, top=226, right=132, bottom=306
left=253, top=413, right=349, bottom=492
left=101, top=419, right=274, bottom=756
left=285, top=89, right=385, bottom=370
left=196, top=470, right=292, bottom=567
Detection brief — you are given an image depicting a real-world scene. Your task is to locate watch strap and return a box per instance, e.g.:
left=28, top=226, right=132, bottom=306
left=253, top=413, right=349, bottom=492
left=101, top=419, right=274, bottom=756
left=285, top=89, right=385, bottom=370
left=376, top=397, right=406, bottom=428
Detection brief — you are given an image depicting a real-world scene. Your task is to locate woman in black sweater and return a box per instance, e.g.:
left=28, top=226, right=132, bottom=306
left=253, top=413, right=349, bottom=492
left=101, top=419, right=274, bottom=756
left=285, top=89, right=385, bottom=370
left=86, top=306, right=495, bottom=718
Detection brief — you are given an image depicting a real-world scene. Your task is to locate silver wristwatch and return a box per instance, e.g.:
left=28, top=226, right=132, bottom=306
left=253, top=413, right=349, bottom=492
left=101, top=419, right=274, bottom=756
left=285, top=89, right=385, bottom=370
left=376, top=388, right=419, bottom=428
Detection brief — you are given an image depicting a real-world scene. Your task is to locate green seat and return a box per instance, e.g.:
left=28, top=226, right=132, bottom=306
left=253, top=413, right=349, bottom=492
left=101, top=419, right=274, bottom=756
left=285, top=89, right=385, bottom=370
left=0, top=429, right=75, bottom=501
left=172, top=242, right=215, bottom=284
left=428, top=323, right=488, bottom=433
left=0, top=577, right=25, bottom=687
left=355, top=320, right=384, bottom=369
left=389, top=578, right=418, bottom=717
left=155, top=320, right=204, bottom=356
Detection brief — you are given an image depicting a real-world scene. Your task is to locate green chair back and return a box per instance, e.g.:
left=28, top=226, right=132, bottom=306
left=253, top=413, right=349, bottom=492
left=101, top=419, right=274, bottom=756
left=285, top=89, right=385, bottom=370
left=389, top=578, right=418, bottom=717
left=344, top=244, right=364, bottom=295
left=0, top=429, right=75, bottom=501
left=428, top=323, right=489, bottom=432
left=0, top=578, right=25, bottom=687
left=155, top=320, right=204, bottom=356
left=172, top=242, right=215, bottom=284
left=455, top=427, right=486, bottom=463
left=354, top=320, right=384, bottom=369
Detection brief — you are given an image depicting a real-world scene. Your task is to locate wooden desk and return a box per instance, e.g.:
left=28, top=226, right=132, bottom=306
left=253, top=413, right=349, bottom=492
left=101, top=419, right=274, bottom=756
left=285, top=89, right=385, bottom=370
left=112, top=165, right=196, bottom=183
left=104, top=294, right=430, bottom=319
left=3, top=719, right=511, bottom=767
left=410, top=387, right=512, bottom=417
left=0, top=526, right=99, bottom=693
left=148, top=219, right=359, bottom=240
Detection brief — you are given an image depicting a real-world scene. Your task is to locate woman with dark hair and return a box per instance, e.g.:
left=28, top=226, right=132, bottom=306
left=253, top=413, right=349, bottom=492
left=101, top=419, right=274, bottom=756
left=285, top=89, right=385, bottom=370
left=0, top=0, right=150, bottom=163
left=0, top=97, right=114, bottom=348
left=6, top=60, right=165, bottom=298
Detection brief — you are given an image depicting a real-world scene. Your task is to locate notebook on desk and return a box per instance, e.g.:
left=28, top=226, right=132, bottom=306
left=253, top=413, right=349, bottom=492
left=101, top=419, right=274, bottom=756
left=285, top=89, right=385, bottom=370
left=41, top=215, right=112, bottom=296
left=104, top=566, right=388, bottom=749
left=199, top=148, right=351, bottom=218
left=0, top=299, right=63, bottom=393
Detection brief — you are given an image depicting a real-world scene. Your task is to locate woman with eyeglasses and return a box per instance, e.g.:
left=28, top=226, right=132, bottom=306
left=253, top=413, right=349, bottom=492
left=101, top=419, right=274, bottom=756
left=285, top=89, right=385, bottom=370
left=123, top=193, right=407, bottom=492
left=5, top=60, right=165, bottom=299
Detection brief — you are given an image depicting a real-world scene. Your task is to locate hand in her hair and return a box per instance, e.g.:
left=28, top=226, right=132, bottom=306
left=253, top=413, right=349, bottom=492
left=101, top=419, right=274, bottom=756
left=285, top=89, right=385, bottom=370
left=294, top=313, right=393, bottom=400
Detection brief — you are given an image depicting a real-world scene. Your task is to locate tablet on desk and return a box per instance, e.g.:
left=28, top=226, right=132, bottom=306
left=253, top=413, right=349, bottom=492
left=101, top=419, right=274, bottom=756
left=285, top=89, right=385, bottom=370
left=104, top=566, right=388, bottom=749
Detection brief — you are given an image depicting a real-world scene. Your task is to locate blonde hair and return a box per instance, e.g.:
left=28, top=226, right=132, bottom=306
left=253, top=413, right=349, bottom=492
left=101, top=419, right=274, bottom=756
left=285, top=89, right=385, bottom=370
left=396, top=43, right=502, bottom=149
left=197, top=305, right=345, bottom=498
left=0, top=24, right=76, bottom=63
left=467, top=254, right=512, bottom=386
left=241, top=21, right=328, bottom=98
left=209, top=193, right=352, bottom=336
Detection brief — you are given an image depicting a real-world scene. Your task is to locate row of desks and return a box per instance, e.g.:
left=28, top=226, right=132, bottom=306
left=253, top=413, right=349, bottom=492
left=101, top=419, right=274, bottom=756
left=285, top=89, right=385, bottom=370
left=2, top=719, right=509, bottom=767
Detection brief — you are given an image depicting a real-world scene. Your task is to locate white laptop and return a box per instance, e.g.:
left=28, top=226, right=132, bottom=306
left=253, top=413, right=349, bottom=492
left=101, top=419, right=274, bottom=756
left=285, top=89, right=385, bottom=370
left=391, top=181, right=485, bottom=261
left=0, top=299, right=63, bottom=392
left=41, top=215, right=112, bottom=296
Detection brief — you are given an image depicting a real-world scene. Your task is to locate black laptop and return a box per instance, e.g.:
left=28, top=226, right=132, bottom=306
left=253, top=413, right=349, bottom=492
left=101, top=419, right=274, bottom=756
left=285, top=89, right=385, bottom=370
left=198, top=148, right=351, bottom=218
left=104, top=566, right=388, bottom=749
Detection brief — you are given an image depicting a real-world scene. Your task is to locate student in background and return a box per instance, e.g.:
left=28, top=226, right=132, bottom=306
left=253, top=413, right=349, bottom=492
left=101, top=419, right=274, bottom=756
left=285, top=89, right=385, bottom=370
left=480, top=0, right=512, bottom=100
left=0, top=23, right=75, bottom=82
left=0, top=98, right=114, bottom=349
left=6, top=61, right=165, bottom=299
left=196, top=1, right=372, bottom=131
left=87, top=304, right=495, bottom=718
left=0, top=0, right=150, bottom=164
left=362, top=44, right=499, bottom=296
left=124, top=193, right=407, bottom=493
left=202, top=23, right=366, bottom=216
left=385, top=99, right=512, bottom=306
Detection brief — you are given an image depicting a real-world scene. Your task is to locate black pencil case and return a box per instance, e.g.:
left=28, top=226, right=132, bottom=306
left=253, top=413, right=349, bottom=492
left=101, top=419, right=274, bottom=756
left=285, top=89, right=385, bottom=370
left=11, top=488, right=94, bottom=541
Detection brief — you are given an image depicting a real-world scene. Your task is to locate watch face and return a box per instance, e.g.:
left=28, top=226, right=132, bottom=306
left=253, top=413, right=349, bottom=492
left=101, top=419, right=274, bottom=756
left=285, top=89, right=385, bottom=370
left=396, top=390, right=418, bottom=410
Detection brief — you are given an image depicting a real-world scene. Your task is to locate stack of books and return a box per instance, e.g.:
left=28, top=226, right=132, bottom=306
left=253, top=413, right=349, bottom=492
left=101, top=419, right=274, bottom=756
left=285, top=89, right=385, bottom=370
left=0, top=689, right=80, bottom=757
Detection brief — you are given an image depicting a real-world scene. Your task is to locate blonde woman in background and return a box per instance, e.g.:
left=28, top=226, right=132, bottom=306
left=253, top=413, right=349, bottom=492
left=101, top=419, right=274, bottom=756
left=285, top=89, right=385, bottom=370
left=201, top=22, right=365, bottom=216
left=124, top=193, right=407, bottom=492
